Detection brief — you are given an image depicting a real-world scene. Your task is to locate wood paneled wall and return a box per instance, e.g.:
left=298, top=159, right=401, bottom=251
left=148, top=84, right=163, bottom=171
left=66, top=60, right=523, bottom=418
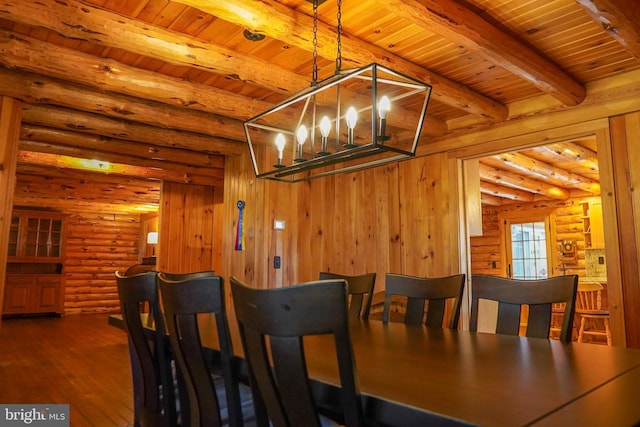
left=218, top=150, right=461, bottom=293
left=0, top=97, right=21, bottom=315
left=157, top=181, right=222, bottom=275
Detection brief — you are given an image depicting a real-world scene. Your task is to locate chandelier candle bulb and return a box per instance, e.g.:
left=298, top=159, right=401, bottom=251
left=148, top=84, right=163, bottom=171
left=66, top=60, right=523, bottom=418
left=378, top=96, right=391, bottom=141
left=319, top=116, right=331, bottom=155
left=275, top=133, right=286, bottom=168
left=345, top=107, right=358, bottom=148
left=295, top=125, right=308, bottom=162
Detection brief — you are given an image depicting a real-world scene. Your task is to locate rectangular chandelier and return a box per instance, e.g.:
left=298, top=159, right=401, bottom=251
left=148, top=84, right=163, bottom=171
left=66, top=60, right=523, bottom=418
left=243, top=63, right=432, bottom=183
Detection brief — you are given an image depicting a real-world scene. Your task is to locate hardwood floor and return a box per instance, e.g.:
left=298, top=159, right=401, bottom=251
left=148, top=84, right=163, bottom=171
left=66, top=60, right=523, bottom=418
left=0, top=314, right=134, bottom=426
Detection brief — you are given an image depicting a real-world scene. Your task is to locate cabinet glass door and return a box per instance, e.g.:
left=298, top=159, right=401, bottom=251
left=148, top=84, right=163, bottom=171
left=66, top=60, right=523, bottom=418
left=8, top=216, right=19, bottom=257
left=25, top=218, right=62, bottom=258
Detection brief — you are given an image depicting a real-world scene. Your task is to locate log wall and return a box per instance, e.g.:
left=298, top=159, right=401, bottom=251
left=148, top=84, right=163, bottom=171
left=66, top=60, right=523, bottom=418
left=64, top=212, right=141, bottom=314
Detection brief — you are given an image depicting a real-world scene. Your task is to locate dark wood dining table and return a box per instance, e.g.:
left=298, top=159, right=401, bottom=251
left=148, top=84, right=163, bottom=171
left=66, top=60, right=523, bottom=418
left=110, top=313, right=640, bottom=426
left=204, top=312, right=640, bottom=427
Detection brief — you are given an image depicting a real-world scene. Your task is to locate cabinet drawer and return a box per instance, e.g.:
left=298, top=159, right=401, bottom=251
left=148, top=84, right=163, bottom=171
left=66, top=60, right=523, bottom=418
left=37, top=275, right=62, bottom=284
left=6, top=275, right=34, bottom=284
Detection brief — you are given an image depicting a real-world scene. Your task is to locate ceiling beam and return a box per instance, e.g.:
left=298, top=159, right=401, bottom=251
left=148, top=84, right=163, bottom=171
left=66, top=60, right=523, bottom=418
left=20, top=104, right=236, bottom=155
left=576, top=0, right=640, bottom=59
left=14, top=169, right=160, bottom=213
left=0, top=67, right=246, bottom=143
left=480, top=180, right=535, bottom=202
left=531, top=141, right=599, bottom=166
left=19, top=140, right=223, bottom=180
left=17, top=151, right=223, bottom=187
left=0, top=0, right=305, bottom=97
left=14, top=171, right=160, bottom=205
left=479, top=163, right=569, bottom=200
left=484, top=152, right=600, bottom=194
left=0, top=31, right=264, bottom=121
left=480, top=193, right=504, bottom=207
left=171, top=0, right=508, bottom=121
left=20, top=125, right=224, bottom=169
left=379, top=0, right=585, bottom=106
left=0, top=32, right=446, bottom=138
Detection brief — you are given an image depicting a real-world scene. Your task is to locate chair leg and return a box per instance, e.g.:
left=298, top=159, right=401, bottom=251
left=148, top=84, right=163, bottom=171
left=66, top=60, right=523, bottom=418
left=604, top=318, right=612, bottom=346
left=577, top=317, right=586, bottom=343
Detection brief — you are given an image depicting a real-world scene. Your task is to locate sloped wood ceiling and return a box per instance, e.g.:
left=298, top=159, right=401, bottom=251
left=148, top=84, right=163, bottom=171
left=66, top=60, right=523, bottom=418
left=0, top=0, right=639, bottom=211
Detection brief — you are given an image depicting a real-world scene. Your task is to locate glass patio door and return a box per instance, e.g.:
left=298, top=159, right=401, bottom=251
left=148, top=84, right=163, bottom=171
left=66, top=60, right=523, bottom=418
left=505, top=217, right=553, bottom=279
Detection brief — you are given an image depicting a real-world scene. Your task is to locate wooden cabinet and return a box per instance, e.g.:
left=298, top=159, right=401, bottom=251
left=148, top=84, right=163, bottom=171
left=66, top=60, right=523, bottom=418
left=3, top=275, right=63, bottom=314
left=582, top=201, right=605, bottom=249
left=3, top=210, right=67, bottom=316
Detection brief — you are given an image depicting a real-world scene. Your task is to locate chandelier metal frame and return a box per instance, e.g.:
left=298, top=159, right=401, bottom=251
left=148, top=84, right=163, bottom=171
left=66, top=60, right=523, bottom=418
left=243, top=0, right=432, bottom=183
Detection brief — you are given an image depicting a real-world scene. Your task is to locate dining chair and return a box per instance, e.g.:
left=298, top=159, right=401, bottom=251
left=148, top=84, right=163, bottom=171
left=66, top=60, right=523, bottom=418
left=124, top=263, right=157, bottom=276
left=157, top=269, right=218, bottom=422
left=157, top=273, right=255, bottom=427
left=115, top=271, right=178, bottom=427
left=318, top=272, right=376, bottom=320
left=381, top=273, right=466, bottom=328
left=576, top=282, right=611, bottom=345
left=160, top=271, right=216, bottom=281
left=229, top=276, right=364, bottom=427
left=470, top=274, right=578, bottom=342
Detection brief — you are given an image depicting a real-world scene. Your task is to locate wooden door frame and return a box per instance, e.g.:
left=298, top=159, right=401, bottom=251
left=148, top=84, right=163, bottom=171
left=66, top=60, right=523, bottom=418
left=500, top=210, right=556, bottom=279
left=451, top=119, right=625, bottom=346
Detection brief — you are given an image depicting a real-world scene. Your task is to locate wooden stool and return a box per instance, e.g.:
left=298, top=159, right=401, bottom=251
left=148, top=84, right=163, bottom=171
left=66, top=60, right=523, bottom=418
left=576, top=282, right=611, bottom=345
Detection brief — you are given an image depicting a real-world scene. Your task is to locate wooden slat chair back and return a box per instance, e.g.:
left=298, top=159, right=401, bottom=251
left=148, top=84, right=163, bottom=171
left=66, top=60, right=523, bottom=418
left=576, top=282, right=604, bottom=311
left=382, top=273, right=466, bottom=329
left=115, top=271, right=178, bottom=427
left=229, top=276, right=364, bottom=427
left=576, top=282, right=611, bottom=345
left=470, top=274, right=578, bottom=342
left=318, top=272, right=376, bottom=320
left=157, top=273, right=255, bottom=427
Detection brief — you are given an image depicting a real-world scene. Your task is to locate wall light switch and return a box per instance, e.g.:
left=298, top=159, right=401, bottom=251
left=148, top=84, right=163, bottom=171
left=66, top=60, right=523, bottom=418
left=273, top=220, right=285, bottom=230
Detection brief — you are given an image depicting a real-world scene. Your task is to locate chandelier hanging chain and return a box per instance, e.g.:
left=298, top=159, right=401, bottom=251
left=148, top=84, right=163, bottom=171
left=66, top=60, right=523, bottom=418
left=335, top=0, right=343, bottom=74
left=312, top=0, right=319, bottom=85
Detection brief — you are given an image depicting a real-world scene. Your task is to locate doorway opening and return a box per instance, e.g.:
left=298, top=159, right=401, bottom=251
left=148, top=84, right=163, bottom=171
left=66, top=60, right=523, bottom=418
left=466, top=136, right=603, bottom=281
left=460, top=132, right=618, bottom=343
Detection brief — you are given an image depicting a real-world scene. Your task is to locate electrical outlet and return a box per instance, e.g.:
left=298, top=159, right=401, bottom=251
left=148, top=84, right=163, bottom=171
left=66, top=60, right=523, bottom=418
left=274, top=256, right=281, bottom=269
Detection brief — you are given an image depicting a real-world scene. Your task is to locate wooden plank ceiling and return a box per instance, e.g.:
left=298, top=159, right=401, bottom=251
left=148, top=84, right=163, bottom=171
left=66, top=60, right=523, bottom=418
left=0, top=0, right=638, bottom=212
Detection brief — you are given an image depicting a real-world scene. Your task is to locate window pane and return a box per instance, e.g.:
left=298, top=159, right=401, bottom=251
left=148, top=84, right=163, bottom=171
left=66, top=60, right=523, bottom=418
left=509, top=221, right=548, bottom=280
